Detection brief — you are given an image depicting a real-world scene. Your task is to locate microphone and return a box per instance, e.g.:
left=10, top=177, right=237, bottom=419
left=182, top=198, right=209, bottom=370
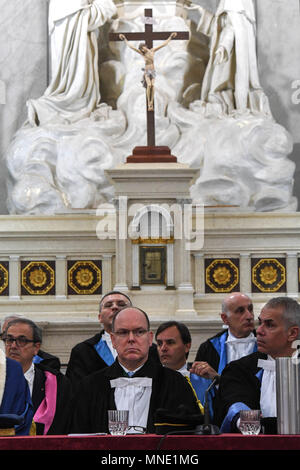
left=194, top=376, right=221, bottom=435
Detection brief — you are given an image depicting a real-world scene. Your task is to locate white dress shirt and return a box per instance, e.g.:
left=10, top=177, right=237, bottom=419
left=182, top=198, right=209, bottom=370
left=24, top=362, right=35, bottom=396
left=257, top=356, right=276, bottom=417
left=110, top=363, right=152, bottom=432
left=226, top=330, right=257, bottom=363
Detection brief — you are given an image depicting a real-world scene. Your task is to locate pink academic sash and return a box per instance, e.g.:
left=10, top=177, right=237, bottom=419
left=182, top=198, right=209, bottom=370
left=34, top=371, right=57, bottom=435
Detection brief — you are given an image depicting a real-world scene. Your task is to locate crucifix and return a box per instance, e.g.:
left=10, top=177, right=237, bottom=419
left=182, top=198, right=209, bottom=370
left=109, top=9, right=189, bottom=162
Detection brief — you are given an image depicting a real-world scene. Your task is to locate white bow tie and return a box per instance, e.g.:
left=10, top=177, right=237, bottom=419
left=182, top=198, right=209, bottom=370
left=110, top=377, right=152, bottom=388
left=226, top=337, right=256, bottom=345
left=257, top=358, right=275, bottom=372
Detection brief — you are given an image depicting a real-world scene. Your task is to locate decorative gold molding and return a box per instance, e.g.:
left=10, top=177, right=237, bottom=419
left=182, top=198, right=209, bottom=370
left=21, top=261, right=55, bottom=295
left=68, top=260, right=102, bottom=295
left=132, top=237, right=174, bottom=245
left=0, top=262, right=9, bottom=295
left=205, top=259, right=239, bottom=293
left=252, top=258, right=286, bottom=293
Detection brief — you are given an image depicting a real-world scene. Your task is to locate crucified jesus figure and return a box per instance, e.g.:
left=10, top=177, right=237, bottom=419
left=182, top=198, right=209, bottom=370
left=119, top=32, right=177, bottom=111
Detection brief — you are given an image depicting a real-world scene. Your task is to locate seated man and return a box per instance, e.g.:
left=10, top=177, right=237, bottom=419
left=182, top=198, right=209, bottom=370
left=216, top=297, right=300, bottom=433
left=66, top=291, right=159, bottom=387
left=0, top=348, right=34, bottom=435
left=70, top=307, right=202, bottom=434
left=189, top=293, right=256, bottom=417
left=66, top=291, right=132, bottom=385
left=193, top=292, right=257, bottom=379
left=1, top=315, right=61, bottom=371
left=3, top=318, right=72, bottom=435
left=155, top=321, right=204, bottom=414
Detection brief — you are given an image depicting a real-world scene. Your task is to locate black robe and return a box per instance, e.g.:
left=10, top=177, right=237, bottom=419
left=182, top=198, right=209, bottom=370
left=66, top=330, right=159, bottom=387
left=66, top=331, right=109, bottom=385
left=195, top=330, right=227, bottom=371
left=33, top=363, right=73, bottom=435
left=214, top=351, right=277, bottom=434
left=35, top=350, right=61, bottom=371
left=70, top=357, right=201, bottom=434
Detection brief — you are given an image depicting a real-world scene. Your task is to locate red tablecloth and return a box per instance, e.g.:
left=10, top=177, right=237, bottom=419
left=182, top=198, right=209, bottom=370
left=1, top=433, right=300, bottom=451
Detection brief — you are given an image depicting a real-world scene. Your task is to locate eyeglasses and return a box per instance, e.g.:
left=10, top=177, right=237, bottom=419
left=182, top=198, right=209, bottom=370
left=2, top=335, right=36, bottom=348
left=127, top=426, right=146, bottom=434
left=113, top=328, right=149, bottom=338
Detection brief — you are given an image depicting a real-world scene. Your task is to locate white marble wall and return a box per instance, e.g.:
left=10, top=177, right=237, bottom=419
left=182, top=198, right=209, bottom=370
left=0, top=0, right=299, bottom=214
left=256, top=0, right=300, bottom=142
left=256, top=0, right=300, bottom=201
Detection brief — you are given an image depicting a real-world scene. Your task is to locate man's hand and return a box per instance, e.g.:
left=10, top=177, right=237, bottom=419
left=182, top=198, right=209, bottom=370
left=190, top=361, right=219, bottom=380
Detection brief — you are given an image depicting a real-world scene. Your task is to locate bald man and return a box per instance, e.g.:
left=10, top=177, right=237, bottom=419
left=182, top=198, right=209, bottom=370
left=189, top=293, right=257, bottom=420
left=192, top=292, right=257, bottom=380
left=71, top=307, right=201, bottom=434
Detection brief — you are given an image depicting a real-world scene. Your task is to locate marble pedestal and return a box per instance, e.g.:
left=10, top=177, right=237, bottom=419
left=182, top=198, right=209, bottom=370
left=106, top=161, right=200, bottom=319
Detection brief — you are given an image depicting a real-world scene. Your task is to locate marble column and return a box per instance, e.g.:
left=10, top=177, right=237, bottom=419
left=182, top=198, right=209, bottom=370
left=101, top=253, right=114, bottom=294
left=193, top=252, right=205, bottom=298
left=9, top=255, right=21, bottom=300
left=239, top=252, right=252, bottom=297
left=55, top=255, right=67, bottom=300
left=286, top=251, right=299, bottom=298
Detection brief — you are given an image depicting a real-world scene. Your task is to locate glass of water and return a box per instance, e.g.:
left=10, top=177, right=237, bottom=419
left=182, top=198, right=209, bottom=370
left=108, top=410, right=129, bottom=436
left=239, top=410, right=261, bottom=435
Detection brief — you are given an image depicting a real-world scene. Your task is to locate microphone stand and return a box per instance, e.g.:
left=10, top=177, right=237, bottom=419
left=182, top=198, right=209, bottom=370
left=194, top=376, right=221, bottom=435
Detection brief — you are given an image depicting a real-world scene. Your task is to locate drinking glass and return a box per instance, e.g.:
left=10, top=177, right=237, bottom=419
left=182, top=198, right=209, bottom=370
left=239, top=410, right=261, bottom=435
left=108, top=410, right=129, bottom=436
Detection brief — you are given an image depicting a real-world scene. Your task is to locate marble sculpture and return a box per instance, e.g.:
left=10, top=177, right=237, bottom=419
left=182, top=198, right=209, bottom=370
left=5, top=0, right=297, bottom=214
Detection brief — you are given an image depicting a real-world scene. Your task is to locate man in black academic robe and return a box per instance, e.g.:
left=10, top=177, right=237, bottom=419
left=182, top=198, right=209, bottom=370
left=66, top=330, right=159, bottom=385
left=193, top=292, right=256, bottom=378
left=215, top=297, right=300, bottom=433
left=66, top=330, right=113, bottom=383
left=214, top=350, right=267, bottom=431
left=66, top=291, right=132, bottom=385
left=71, top=355, right=201, bottom=434
left=70, top=307, right=202, bottom=434
left=189, top=293, right=256, bottom=422
left=1, top=315, right=61, bottom=372
left=3, top=318, right=72, bottom=435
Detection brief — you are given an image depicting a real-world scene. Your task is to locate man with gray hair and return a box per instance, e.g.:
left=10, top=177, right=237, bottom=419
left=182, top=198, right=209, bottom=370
left=192, top=292, right=256, bottom=380
left=1, top=315, right=60, bottom=371
left=2, top=318, right=72, bottom=435
left=216, top=296, right=300, bottom=433
left=189, top=292, right=256, bottom=421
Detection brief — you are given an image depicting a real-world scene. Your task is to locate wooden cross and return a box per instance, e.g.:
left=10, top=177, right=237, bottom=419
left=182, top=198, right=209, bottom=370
left=109, top=8, right=189, bottom=148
